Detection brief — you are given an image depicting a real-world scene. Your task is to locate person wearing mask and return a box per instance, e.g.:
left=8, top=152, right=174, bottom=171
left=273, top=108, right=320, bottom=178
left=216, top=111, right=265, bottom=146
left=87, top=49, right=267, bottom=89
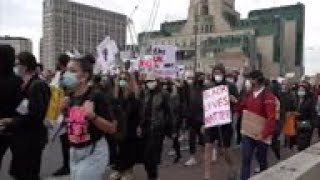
left=237, top=70, right=276, bottom=180
left=137, top=74, right=175, bottom=180
left=202, top=64, right=239, bottom=180
left=184, top=72, right=205, bottom=166
left=0, top=45, right=23, bottom=170
left=294, top=84, right=316, bottom=151
left=109, top=72, right=140, bottom=180
left=61, top=55, right=117, bottom=180
left=52, top=54, right=72, bottom=176
left=1, top=52, right=51, bottom=180
left=279, top=81, right=296, bottom=148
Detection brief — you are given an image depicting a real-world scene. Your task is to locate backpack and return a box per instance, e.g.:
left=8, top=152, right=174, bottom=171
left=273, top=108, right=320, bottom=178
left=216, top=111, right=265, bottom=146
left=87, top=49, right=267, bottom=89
left=45, top=85, right=65, bottom=123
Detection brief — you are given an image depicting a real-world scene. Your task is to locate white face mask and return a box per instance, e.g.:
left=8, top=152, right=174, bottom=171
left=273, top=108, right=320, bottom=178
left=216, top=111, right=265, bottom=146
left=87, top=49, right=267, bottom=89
left=245, top=80, right=252, bottom=90
left=214, top=75, right=223, bottom=83
left=147, top=81, right=157, bottom=90
left=226, top=78, right=234, bottom=83
left=163, top=85, right=168, bottom=90
left=14, top=66, right=19, bottom=75
left=204, top=79, right=211, bottom=85
left=187, top=79, right=193, bottom=85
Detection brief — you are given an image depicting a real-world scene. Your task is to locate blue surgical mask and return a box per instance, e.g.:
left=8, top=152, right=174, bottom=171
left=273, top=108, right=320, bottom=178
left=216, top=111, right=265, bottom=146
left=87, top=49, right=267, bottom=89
left=119, top=80, right=127, bottom=88
left=61, top=71, right=78, bottom=89
left=297, top=91, right=306, bottom=97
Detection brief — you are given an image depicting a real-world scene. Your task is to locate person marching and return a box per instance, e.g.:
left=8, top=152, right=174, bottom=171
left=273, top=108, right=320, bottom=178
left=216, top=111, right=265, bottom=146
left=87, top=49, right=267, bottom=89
left=202, top=64, right=239, bottom=180
left=61, top=55, right=117, bottom=180
left=138, top=73, right=175, bottom=180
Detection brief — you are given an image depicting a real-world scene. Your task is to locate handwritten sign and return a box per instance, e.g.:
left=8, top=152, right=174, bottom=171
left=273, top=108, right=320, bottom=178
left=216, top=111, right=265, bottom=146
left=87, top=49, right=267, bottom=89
left=203, top=85, right=232, bottom=128
left=152, top=45, right=177, bottom=78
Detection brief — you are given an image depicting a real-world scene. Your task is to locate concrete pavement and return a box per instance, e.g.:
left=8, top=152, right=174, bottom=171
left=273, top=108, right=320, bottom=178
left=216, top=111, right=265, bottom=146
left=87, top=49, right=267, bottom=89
left=0, top=138, right=301, bottom=180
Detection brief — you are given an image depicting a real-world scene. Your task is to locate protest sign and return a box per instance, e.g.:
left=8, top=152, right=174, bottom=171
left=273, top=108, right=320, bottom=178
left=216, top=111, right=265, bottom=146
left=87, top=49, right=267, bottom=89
left=152, top=45, right=177, bottom=78
left=95, top=36, right=119, bottom=74
left=138, top=55, right=155, bottom=74
left=203, top=85, right=232, bottom=128
left=241, top=110, right=272, bottom=144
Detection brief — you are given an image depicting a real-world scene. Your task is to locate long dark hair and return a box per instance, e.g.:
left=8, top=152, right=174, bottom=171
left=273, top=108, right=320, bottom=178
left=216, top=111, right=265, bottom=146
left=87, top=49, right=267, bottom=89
left=71, top=55, right=94, bottom=82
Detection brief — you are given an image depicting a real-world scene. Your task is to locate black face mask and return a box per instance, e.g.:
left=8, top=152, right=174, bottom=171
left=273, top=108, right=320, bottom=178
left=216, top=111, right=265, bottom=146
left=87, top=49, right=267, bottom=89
left=198, top=79, right=204, bottom=85
left=56, top=65, right=61, bottom=71
left=167, top=85, right=173, bottom=93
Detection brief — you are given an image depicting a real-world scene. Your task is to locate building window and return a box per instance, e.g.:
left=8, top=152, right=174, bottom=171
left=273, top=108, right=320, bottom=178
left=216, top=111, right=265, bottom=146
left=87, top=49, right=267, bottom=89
left=200, top=0, right=209, bottom=15
left=210, top=25, right=213, bottom=32
left=205, top=25, right=209, bottom=33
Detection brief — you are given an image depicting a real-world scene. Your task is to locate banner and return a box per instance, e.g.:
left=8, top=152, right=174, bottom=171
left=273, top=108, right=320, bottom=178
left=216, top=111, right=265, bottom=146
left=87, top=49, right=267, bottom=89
left=203, top=85, right=232, bottom=128
left=152, top=45, right=177, bottom=78
left=95, top=36, right=119, bottom=74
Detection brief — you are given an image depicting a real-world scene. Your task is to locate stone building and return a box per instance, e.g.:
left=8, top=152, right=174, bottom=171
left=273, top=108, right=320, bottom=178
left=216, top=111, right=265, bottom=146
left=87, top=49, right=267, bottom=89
left=42, top=0, right=127, bottom=70
left=139, top=0, right=305, bottom=78
left=0, top=36, right=33, bottom=55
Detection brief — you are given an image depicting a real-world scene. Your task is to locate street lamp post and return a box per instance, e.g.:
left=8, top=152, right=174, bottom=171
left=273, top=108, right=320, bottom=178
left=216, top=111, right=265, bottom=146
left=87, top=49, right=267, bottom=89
left=194, top=23, right=198, bottom=73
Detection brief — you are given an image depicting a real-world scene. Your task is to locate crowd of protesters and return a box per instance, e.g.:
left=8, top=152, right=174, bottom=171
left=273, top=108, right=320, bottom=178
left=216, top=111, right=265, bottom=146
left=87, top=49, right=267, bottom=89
left=1, top=44, right=320, bottom=180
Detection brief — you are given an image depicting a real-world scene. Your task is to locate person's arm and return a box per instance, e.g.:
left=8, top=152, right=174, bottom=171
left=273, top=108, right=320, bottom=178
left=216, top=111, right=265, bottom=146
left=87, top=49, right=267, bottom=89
left=10, top=80, right=50, bottom=129
left=261, top=92, right=276, bottom=139
left=83, top=100, right=117, bottom=134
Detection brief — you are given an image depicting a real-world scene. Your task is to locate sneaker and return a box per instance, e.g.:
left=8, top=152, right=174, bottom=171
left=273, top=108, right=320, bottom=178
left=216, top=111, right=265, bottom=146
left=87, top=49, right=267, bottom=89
left=254, top=167, right=261, bottom=174
left=180, top=145, right=189, bottom=151
left=109, top=171, right=121, bottom=180
left=174, top=154, right=181, bottom=164
left=52, top=166, right=70, bottom=176
left=168, top=150, right=176, bottom=156
left=184, top=157, right=197, bottom=166
left=121, top=170, right=134, bottom=180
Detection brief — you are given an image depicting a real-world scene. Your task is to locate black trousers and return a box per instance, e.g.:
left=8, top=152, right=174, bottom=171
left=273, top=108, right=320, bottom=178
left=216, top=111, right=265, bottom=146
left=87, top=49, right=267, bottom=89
left=10, top=136, right=46, bottom=180
left=188, top=121, right=203, bottom=155
left=115, top=140, right=137, bottom=172
left=59, top=133, right=70, bottom=169
left=0, top=135, right=11, bottom=170
left=142, top=132, right=162, bottom=180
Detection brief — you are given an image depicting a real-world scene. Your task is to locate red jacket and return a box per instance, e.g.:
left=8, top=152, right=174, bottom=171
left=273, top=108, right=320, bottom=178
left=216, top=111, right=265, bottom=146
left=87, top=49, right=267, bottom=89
left=236, top=88, right=276, bottom=139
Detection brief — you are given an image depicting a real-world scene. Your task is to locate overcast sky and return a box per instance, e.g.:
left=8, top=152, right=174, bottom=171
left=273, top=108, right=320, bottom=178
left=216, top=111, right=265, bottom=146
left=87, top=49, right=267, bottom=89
left=0, top=0, right=319, bottom=75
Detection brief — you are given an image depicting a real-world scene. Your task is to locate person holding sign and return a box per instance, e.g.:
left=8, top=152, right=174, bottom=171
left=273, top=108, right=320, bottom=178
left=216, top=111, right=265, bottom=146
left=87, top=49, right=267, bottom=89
left=237, top=70, right=276, bottom=180
left=62, top=55, right=117, bottom=180
left=202, top=64, right=239, bottom=180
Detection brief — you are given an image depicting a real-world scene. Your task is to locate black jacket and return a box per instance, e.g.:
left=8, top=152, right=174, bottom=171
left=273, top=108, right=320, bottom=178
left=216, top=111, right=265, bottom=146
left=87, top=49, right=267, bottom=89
left=0, top=75, right=23, bottom=119
left=10, top=76, right=50, bottom=139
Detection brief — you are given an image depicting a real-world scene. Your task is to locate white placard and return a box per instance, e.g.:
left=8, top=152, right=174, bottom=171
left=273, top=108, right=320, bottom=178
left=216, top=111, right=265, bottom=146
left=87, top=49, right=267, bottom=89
left=203, top=85, right=232, bottom=128
left=95, top=36, right=119, bottom=74
left=152, top=45, right=177, bottom=78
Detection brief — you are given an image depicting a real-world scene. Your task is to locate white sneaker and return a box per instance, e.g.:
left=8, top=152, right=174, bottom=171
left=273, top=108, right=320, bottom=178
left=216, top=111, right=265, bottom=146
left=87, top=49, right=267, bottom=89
left=168, top=150, right=176, bottom=156
left=184, top=157, right=197, bottom=166
left=109, top=171, right=121, bottom=180
left=254, top=167, right=261, bottom=174
left=212, top=148, right=217, bottom=162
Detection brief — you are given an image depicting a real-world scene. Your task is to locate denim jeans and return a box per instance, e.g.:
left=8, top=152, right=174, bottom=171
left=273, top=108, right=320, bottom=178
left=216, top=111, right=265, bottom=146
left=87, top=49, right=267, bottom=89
left=70, top=138, right=109, bottom=180
left=240, top=136, right=268, bottom=180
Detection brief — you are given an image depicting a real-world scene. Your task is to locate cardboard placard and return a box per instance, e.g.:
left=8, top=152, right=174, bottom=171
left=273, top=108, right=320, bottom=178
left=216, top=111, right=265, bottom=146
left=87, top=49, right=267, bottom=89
left=241, top=110, right=271, bottom=144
